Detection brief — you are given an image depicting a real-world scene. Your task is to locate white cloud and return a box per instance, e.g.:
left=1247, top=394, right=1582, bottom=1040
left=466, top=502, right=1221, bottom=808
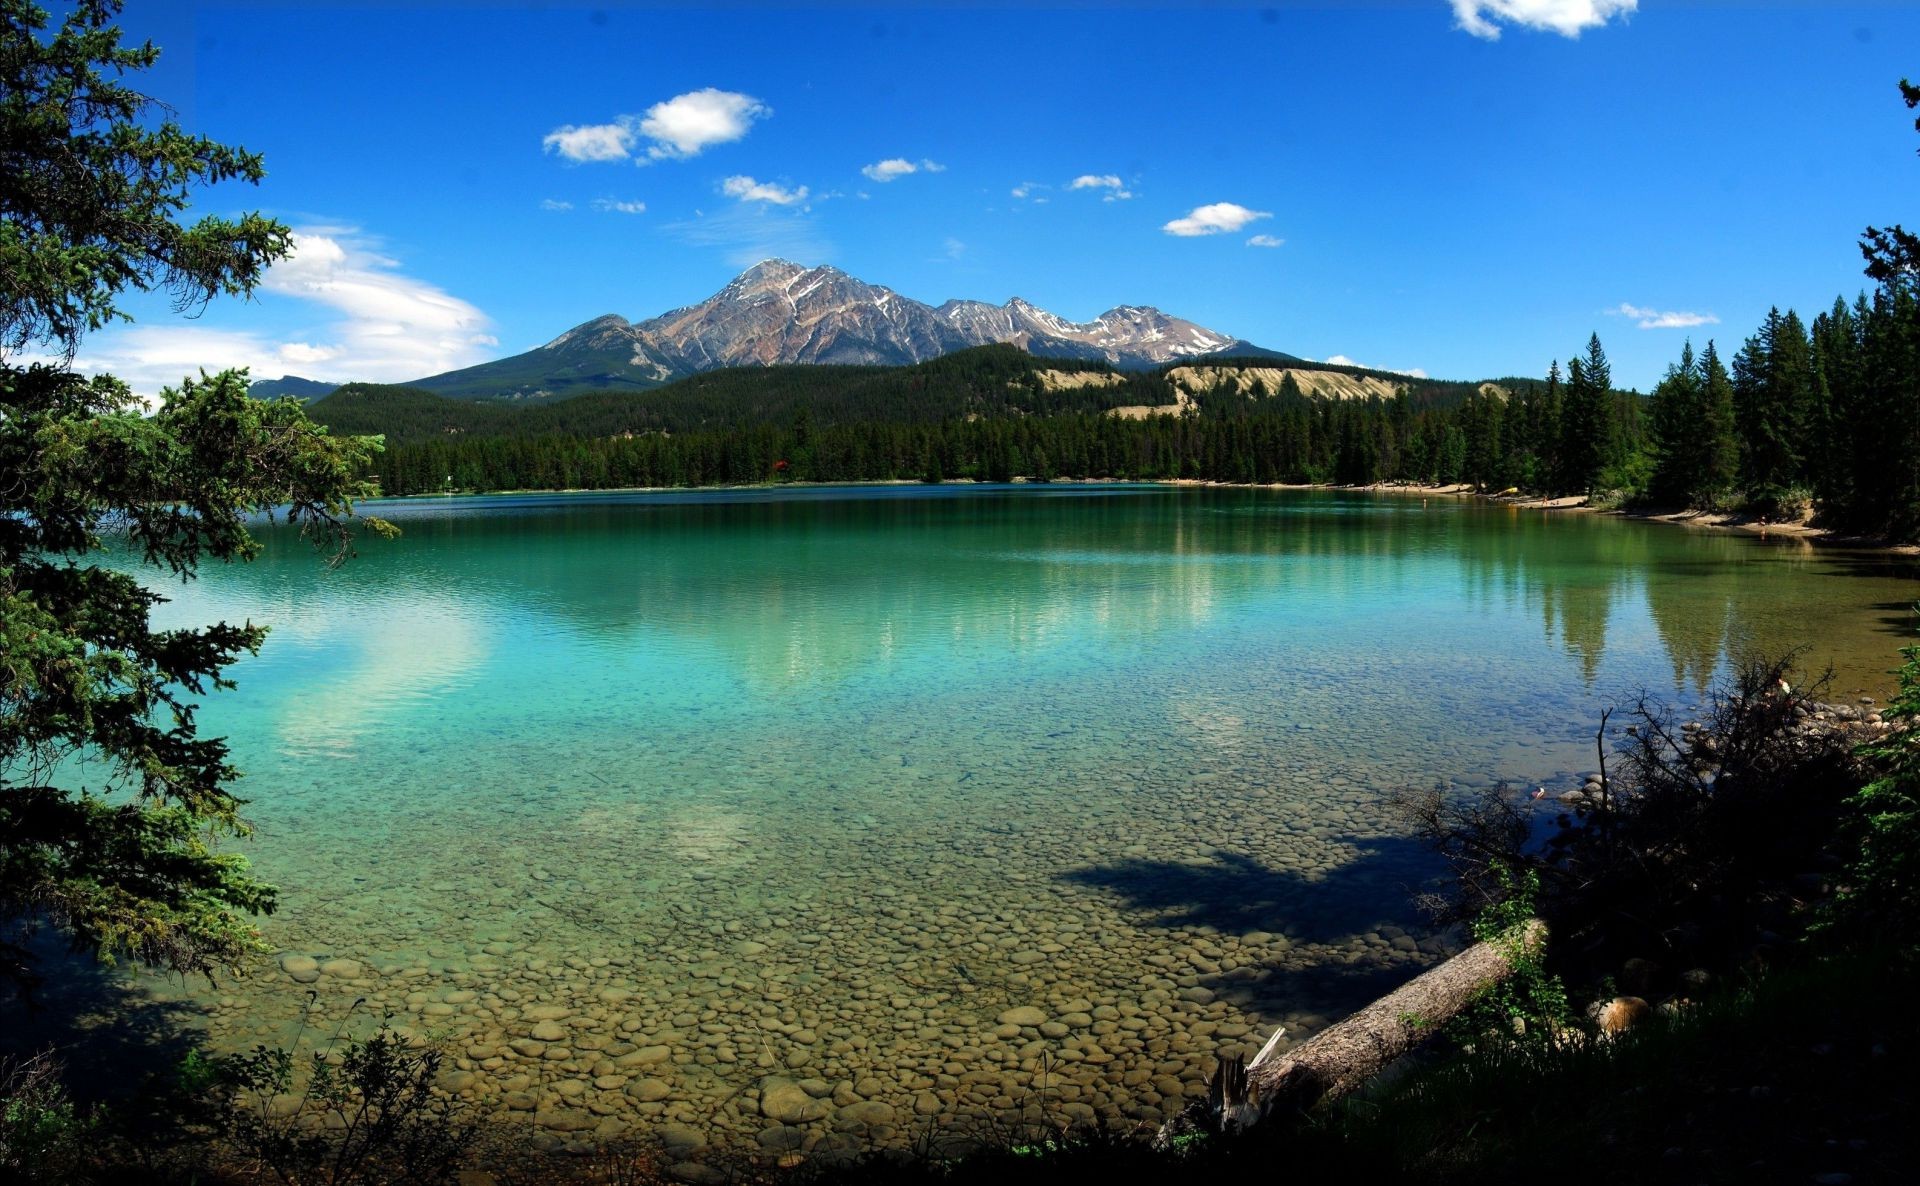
left=1070, top=173, right=1133, bottom=200
left=943, top=237, right=966, bottom=261
left=62, top=227, right=499, bottom=395
left=863, top=158, right=917, bottom=183
left=1452, top=0, right=1636, bottom=40
left=592, top=198, right=647, bottom=214
left=278, top=341, right=339, bottom=364
left=539, top=199, right=573, bottom=211
left=1609, top=302, right=1719, bottom=329
left=722, top=175, right=809, bottom=206
left=542, top=88, right=769, bottom=164
left=862, top=157, right=944, bottom=183
left=1163, top=202, right=1272, bottom=237
left=1246, top=234, right=1285, bottom=248
left=639, top=88, right=770, bottom=160
left=541, top=122, right=634, bottom=163
left=1323, top=354, right=1429, bottom=379
left=1011, top=181, right=1039, bottom=199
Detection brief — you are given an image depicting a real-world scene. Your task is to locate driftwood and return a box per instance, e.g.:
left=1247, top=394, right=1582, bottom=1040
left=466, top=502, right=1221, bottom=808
left=1240, top=918, right=1548, bottom=1117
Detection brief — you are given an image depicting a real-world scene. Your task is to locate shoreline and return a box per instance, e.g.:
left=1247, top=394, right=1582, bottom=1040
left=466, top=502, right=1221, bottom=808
left=1502, top=491, right=1920, bottom=557
left=369, top=478, right=1916, bottom=557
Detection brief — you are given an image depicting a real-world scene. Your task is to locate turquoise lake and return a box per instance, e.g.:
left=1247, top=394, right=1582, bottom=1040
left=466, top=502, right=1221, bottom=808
left=83, top=484, right=1920, bottom=1148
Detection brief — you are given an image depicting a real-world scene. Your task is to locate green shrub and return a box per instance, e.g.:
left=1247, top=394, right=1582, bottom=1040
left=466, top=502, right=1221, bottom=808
left=213, top=1021, right=474, bottom=1186
left=0, top=1052, right=91, bottom=1183
left=1845, top=618, right=1920, bottom=939
left=1445, top=864, right=1567, bottom=1043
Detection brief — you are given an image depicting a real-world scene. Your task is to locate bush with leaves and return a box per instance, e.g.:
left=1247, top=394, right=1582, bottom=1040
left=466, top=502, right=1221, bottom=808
left=1396, top=654, right=1865, bottom=980
left=212, top=1015, right=474, bottom=1186
left=1443, top=865, right=1569, bottom=1044
left=1844, top=620, right=1920, bottom=939
left=0, top=1051, right=92, bottom=1183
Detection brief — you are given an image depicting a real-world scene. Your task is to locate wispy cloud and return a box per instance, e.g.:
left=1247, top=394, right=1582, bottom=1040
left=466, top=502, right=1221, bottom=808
left=862, top=157, right=944, bottom=182
left=539, top=198, right=573, bottom=212
left=1451, top=0, right=1636, bottom=40
left=721, top=175, right=809, bottom=206
left=64, top=227, right=495, bottom=393
left=1010, top=181, right=1049, bottom=203
left=1246, top=234, right=1285, bottom=248
left=1609, top=302, right=1719, bottom=329
left=663, top=204, right=834, bottom=268
left=1070, top=174, right=1133, bottom=201
left=592, top=198, right=647, bottom=214
left=1163, top=202, right=1271, bottom=237
left=543, top=88, right=770, bottom=164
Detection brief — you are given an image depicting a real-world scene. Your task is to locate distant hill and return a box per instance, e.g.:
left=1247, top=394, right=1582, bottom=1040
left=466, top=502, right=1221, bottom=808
left=249, top=375, right=339, bottom=402
left=309, top=344, right=1511, bottom=449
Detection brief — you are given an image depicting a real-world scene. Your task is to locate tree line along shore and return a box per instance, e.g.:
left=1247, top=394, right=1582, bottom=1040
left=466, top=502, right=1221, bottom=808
left=318, top=283, right=1920, bottom=546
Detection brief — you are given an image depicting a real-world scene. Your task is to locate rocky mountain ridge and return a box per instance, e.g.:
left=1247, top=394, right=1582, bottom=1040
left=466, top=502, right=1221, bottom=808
left=386, top=260, right=1281, bottom=402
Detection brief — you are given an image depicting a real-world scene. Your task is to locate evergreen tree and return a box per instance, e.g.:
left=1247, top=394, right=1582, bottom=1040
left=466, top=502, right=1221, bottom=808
left=1, top=0, right=385, bottom=993
left=1732, top=308, right=1816, bottom=494
left=1809, top=297, right=1864, bottom=515
left=1696, top=341, right=1740, bottom=502
left=1646, top=342, right=1702, bottom=506
left=1557, top=335, right=1613, bottom=494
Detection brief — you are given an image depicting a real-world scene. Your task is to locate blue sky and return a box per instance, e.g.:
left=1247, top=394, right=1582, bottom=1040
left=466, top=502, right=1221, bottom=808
left=57, top=0, right=1920, bottom=394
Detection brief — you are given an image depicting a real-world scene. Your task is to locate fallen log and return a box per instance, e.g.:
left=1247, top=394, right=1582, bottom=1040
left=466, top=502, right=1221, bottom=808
left=1242, top=918, right=1548, bottom=1117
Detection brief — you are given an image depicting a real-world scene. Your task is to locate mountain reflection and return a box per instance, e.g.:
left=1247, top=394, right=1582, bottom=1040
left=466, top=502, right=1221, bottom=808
left=173, top=486, right=1915, bottom=701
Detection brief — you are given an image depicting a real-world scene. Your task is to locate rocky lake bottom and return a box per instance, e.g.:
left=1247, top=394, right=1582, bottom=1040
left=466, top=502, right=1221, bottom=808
left=15, top=485, right=1917, bottom=1173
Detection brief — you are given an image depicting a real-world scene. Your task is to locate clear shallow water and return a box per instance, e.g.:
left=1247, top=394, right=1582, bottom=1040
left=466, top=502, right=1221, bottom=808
left=70, top=486, right=1920, bottom=1149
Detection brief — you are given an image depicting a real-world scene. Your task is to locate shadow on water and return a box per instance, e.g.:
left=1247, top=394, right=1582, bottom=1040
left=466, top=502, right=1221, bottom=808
left=1204, top=953, right=1430, bottom=1031
left=1868, top=600, right=1920, bottom=635
left=1061, top=834, right=1436, bottom=945
left=1063, top=837, right=1452, bottom=1032
left=0, top=934, right=210, bottom=1104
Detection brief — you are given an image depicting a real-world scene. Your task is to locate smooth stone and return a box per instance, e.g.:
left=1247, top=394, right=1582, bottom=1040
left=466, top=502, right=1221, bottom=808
left=279, top=954, right=320, bottom=984
left=626, top=1078, right=672, bottom=1102
left=1597, top=996, right=1652, bottom=1035
left=534, top=1109, right=597, bottom=1133
left=759, top=1077, right=832, bottom=1124
left=434, top=1069, right=476, bottom=1093
left=530, top=1021, right=569, bottom=1042
left=835, top=1101, right=895, bottom=1127
left=318, top=958, right=363, bottom=979
left=655, top=1123, right=707, bottom=1153
left=615, top=1045, right=671, bottom=1067
left=997, top=1006, right=1047, bottom=1027
left=755, top=1125, right=807, bottom=1152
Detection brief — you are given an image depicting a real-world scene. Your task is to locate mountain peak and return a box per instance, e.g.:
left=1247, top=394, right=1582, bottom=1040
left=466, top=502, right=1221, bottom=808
left=541, top=313, right=630, bottom=351
left=405, top=263, right=1274, bottom=400
left=741, top=257, right=805, bottom=274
